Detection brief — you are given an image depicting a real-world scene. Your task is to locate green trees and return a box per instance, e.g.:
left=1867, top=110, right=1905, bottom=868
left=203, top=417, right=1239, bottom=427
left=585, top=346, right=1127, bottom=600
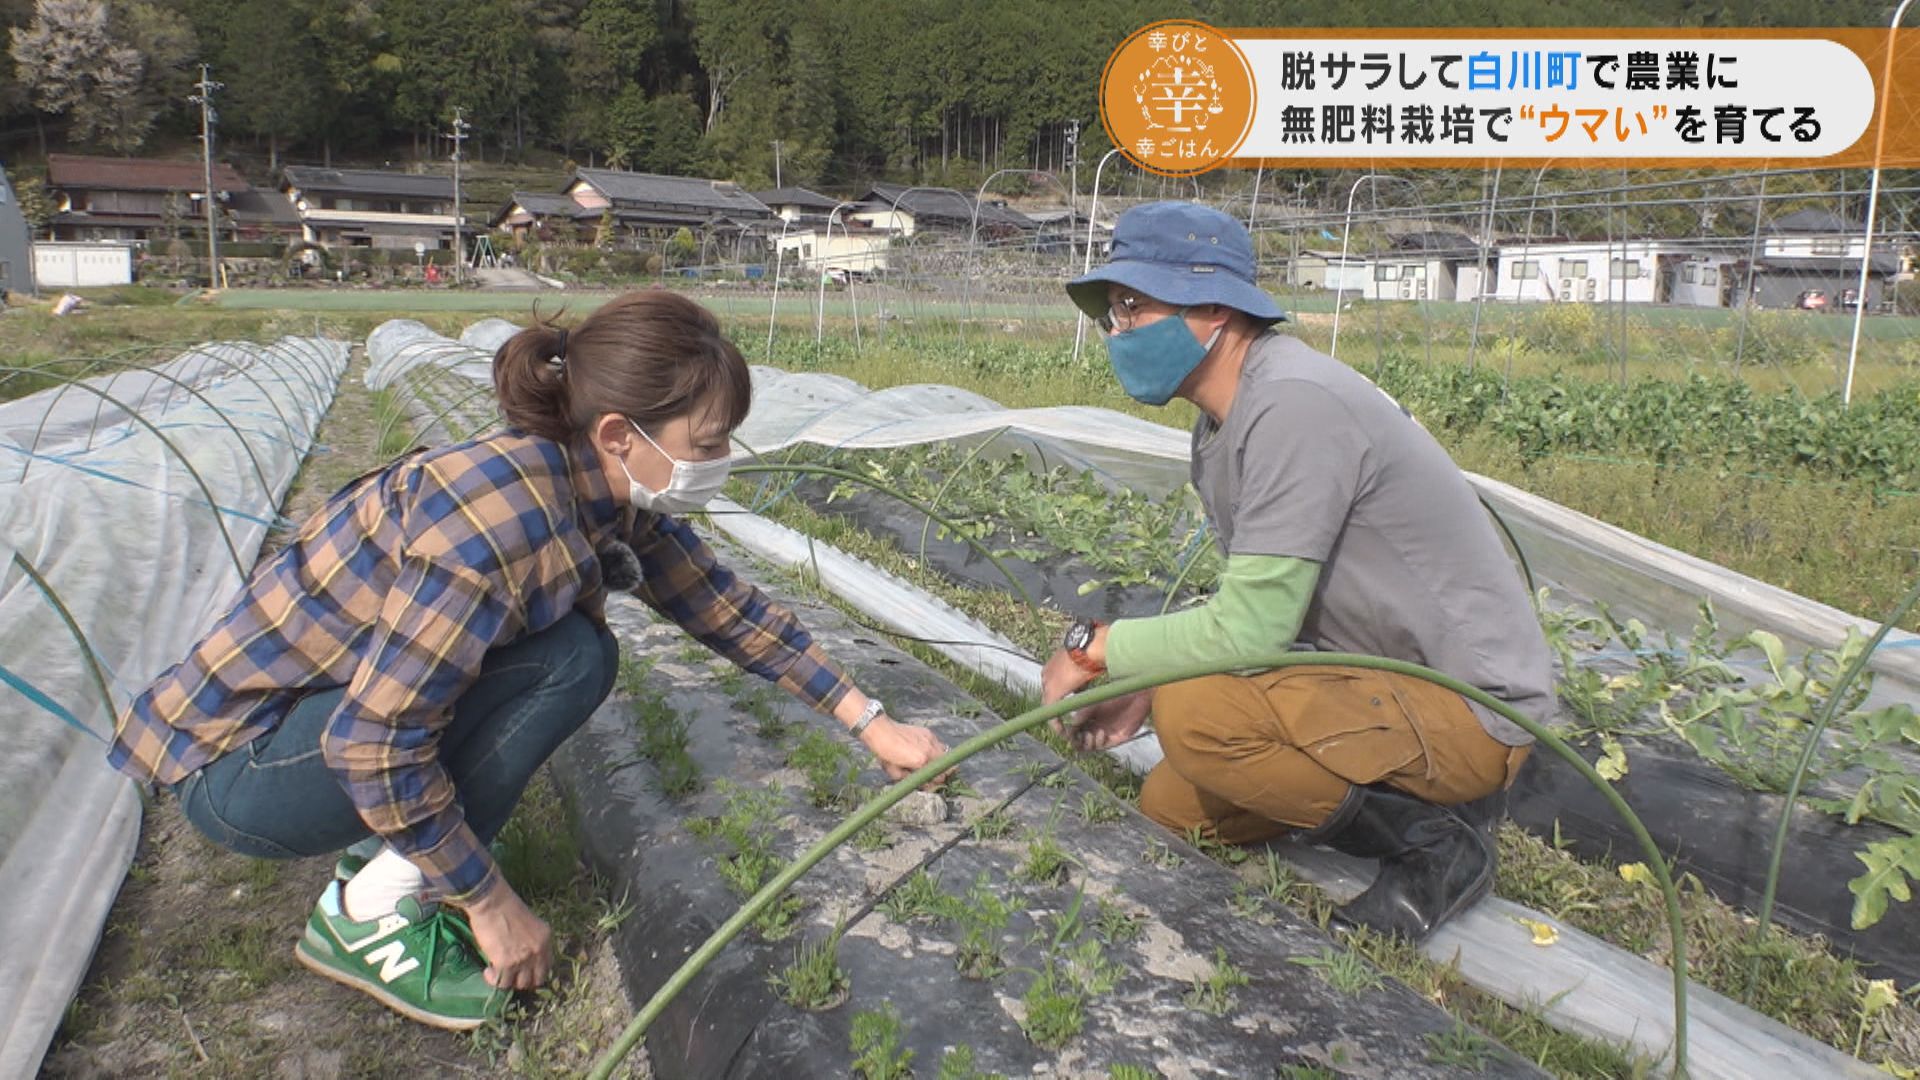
left=0, top=0, right=1898, bottom=178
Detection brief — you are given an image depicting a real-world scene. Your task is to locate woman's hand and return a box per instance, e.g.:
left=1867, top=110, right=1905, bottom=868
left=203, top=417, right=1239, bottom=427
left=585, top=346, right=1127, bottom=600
left=858, top=715, right=949, bottom=782
left=463, top=882, right=553, bottom=991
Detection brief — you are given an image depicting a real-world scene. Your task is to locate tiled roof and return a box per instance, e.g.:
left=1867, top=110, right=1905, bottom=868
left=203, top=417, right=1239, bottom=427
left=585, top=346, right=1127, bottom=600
left=283, top=166, right=454, bottom=200
left=752, top=186, right=841, bottom=211
left=49, top=153, right=248, bottom=194
left=572, top=168, right=772, bottom=217
left=861, top=183, right=1033, bottom=230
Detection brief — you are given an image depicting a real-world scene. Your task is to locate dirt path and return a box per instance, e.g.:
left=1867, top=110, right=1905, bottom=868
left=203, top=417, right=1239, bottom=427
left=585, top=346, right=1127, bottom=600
left=41, top=346, right=642, bottom=1079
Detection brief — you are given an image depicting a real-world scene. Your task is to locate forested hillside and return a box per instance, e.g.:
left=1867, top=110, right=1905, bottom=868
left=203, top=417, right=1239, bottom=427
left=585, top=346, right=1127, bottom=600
left=0, top=0, right=1894, bottom=187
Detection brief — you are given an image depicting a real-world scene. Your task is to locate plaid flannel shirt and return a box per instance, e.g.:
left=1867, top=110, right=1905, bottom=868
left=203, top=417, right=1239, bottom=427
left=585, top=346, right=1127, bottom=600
left=110, top=430, right=854, bottom=904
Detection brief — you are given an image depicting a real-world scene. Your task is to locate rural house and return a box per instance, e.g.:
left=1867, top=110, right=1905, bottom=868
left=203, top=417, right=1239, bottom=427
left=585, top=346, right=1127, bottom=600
left=492, top=192, right=590, bottom=242
left=1286, top=249, right=1373, bottom=292
left=749, top=185, right=889, bottom=278
left=753, top=187, right=843, bottom=222
left=1024, top=208, right=1112, bottom=259
left=848, top=183, right=1035, bottom=239
left=563, top=168, right=776, bottom=253
left=45, top=154, right=251, bottom=244
left=1362, top=231, right=1483, bottom=302
left=1747, top=208, right=1901, bottom=311
left=772, top=217, right=890, bottom=279
left=281, top=166, right=467, bottom=251
left=1489, top=239, right=1727, bottom=306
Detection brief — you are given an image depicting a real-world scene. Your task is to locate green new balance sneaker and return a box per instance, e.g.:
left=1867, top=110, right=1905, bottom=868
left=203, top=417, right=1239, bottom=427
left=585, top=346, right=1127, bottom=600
left=294, top=880, right=507, bottom=1031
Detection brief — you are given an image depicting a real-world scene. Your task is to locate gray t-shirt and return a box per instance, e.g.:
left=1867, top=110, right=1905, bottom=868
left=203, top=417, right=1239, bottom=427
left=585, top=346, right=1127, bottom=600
left=1191, top=333, right=1552, bottom=745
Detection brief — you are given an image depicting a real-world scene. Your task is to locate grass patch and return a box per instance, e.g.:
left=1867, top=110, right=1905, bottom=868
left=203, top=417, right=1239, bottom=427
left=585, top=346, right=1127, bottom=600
left=613, top=655, right=703, bottom=798
left=470, top=772, right=640, bottom=1076
left=1079, top=789, right=1126, bottom=825
left=1288, top=945, right=1385, bottom=996
left=369, top=386, right=419, bottom=458
left=1495, top=824, right=1920, bottom=1063
left=1018, top=962, right=1086, bottom=1050
left=1093, top=898, right=1145, bottom=945
left=850, top=820, right=892, bottom=852
left=1449, top=433, right=1920, bottom=634
left=938, top=1043, right=1010, bottom=1079
left=1019, top=828, right=1071, bottom=885
left=770, top=929, right=850, bottom=1010
left=850, top=1002, right=915, bottom=1080
left=877, top=868, right=947, bottom=924
left=950, top=873, right=1022, bottom=981
left=687, top=780, right=805, bottom=940
left=969, top=807, right=1016, bottom=841
left=1140, top=837, right=1184, bottom=871
left=745, top=686, right=800, bottom=740
left=787, top=727, right=867, bottom=809
left=634, top=696, right=702, bottom=796
left=1182, top=947, right=1250, bottom=1017
left=1426, top=1018, right=1498, bottom=1070
left=202, top=922, right=288, bottom=1001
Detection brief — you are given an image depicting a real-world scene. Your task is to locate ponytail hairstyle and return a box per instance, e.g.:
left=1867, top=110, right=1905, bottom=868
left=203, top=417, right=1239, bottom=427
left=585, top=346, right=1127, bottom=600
left=492, top=290, right=752, bottom=445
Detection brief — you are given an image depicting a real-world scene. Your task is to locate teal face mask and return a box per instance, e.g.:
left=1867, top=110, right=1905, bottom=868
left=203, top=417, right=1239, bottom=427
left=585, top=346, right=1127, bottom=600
left=1104, top=307, right=1222, bottom=406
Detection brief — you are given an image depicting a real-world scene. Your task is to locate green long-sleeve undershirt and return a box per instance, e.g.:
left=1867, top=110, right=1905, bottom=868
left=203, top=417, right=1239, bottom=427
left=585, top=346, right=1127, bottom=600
left=1103, top=554, right=1321, bottom=679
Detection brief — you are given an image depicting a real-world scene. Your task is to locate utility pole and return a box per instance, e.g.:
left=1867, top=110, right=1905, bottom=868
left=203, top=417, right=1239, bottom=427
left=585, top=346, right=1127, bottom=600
left=447, top=107, right=470, bottom=284
left=771, top=140, right=783, bottom=188
left=189, top=65, right=223, bottom=289
left=1065, top=119, right=1080, bottom=217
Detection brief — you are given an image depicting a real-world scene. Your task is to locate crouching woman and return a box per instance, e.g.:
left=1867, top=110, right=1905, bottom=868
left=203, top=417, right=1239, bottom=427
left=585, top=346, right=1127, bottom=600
left=107, top=291, right=947, bottom=1029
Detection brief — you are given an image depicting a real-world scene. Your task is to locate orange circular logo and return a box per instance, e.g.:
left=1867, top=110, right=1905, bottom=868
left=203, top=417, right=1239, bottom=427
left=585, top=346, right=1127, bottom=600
left=1099, top=20, right=1256, bottom=178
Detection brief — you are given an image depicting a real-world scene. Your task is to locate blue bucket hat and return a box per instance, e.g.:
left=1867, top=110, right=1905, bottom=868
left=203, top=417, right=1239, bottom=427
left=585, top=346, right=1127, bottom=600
left=1066, top=201, right=1286, bottom=324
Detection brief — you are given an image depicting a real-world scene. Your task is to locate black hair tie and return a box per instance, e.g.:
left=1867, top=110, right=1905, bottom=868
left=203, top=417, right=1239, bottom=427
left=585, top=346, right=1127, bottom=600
left=554, top=327, right=569, bottom=364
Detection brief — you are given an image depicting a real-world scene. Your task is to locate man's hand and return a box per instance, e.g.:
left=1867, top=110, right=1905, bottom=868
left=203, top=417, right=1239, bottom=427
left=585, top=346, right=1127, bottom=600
left=1041, top=647, right=1098, bottom=706
left=1056, top=689, right=1151, bottom=751
left=464, top=883, right=553, bottom=991
left=859, top=715, right=949, bottom=781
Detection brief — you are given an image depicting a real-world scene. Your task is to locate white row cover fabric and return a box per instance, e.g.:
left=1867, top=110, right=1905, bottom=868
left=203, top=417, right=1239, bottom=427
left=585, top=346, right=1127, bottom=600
left=365, top=319, right=492, bottom=394
left=0, top=337, right=347, bottom=1076
left=460, top=317, right=521, bottom=354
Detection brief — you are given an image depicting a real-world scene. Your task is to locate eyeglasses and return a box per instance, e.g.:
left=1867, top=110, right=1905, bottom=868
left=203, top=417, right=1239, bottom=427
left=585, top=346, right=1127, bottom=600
left=1096, top=295, right=1143, bottom=334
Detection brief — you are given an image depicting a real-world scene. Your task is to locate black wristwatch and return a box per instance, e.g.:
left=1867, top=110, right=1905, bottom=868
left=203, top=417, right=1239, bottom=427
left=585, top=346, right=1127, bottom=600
left=1063, top=619, right=1106, bottom=675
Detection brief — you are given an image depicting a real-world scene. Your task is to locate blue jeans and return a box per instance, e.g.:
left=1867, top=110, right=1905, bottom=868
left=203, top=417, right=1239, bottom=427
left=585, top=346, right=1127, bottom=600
left=175, top=611, right=619, bottom=859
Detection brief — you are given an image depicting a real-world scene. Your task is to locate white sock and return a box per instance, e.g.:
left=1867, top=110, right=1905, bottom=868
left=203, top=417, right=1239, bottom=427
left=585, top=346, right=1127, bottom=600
left=342, top=847, right=428, bottom=922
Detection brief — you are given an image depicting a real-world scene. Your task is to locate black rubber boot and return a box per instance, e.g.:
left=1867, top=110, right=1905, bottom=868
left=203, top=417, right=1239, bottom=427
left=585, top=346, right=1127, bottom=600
left=1305, top=786, right=1496, bottom=943
left=1452, top=787, right=1510, bottom=844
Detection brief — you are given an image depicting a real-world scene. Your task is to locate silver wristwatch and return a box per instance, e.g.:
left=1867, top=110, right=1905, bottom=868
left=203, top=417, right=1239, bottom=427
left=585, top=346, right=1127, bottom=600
left=849, top=697, right=886, bottom=739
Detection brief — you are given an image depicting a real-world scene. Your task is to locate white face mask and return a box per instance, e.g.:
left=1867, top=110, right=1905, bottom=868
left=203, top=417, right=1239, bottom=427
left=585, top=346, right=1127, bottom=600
left=612, top=418, right=731, bottom=513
